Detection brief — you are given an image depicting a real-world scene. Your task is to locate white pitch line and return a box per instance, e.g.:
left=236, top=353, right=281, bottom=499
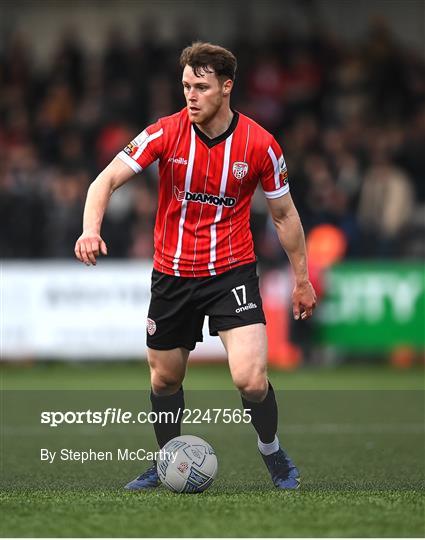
left=2, top=423, right=424, bottom=435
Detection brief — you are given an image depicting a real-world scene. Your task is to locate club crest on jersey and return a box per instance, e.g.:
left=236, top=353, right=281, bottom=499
left=232, top=161, right=249, bottom=181
left=174, top=187, right=236, bottom=207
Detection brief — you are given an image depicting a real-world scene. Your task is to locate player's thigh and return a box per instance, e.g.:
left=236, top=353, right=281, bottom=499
left=147, top=346, right=190, bottom=392
left=219, top=323, right=268, bottom=389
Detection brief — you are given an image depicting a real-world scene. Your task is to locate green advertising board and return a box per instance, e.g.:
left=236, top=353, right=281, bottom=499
left=316, top=262, right=425, bottom=350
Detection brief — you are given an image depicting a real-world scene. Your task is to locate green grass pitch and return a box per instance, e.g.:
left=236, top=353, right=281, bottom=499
left=1, top=362, right=424, bottom=537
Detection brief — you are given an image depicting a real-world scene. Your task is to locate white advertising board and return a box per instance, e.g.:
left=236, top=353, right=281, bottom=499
left=1, top=262, right=226, bottom=360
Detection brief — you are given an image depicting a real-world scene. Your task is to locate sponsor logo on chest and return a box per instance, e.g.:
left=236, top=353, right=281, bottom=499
left=174, top=187, right=236, bottom=207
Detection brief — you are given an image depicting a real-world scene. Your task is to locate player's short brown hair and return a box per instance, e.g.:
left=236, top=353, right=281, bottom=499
left=180, top=42, right=237, bottom=81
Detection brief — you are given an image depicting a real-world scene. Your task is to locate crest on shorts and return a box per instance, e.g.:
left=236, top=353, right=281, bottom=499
left=147, top=318, right=157, bottom=336
left=232, top=161, right=249, bottom=181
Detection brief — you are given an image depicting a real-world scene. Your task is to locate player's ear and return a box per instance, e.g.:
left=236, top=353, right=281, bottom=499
left=222, top=78, right=233, bottom=96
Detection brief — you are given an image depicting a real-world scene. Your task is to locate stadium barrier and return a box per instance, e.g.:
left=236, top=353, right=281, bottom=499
left=2, top=261, right=225, bottom=360
left=2, top=261, right=424, bottom=361
left=317, top=262, right=425, bottom=351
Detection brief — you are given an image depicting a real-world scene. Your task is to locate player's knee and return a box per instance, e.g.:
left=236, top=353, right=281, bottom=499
left=234, top=375, right=268, bottom=402
left=151, top=370, right=183, bottom=396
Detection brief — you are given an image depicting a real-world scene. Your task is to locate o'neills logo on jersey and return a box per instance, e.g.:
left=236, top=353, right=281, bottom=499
left=174, top=187, right=236, bottom=207
left=168, top=156, right=188, bottom=165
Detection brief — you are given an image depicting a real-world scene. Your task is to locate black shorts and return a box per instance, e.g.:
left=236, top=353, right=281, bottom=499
left=146, top=262, right=266, bottom=351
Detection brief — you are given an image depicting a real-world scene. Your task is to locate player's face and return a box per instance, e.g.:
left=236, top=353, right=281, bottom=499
left=182, top=65, right=231, bottom=125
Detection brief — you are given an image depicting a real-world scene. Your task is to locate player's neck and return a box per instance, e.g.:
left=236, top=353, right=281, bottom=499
left=195, top=107, right=234, bottom=140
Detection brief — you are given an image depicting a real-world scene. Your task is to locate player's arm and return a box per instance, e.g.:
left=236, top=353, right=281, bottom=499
left=266, top=193, right=317, bottom=320
left=74, top=157, right=135, bottom=265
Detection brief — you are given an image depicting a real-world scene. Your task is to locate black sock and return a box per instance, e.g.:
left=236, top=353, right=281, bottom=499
left=241, top=381, right=278, bottom=444
left=150, top=386, right=184, bottom=449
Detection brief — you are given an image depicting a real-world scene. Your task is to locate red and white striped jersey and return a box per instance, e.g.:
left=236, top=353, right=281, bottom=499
left=117, top=108, right=289, bottom=277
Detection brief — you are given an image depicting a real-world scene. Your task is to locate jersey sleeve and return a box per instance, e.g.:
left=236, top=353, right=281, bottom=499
left=258, top=136, right=290, bottom=199
left=117, top=120, right=164, bottom=173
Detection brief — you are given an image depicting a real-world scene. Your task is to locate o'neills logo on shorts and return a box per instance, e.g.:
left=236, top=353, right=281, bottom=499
left=174, top=187, right=236, bottom=207
left=235, top=302, right=257, bottom=314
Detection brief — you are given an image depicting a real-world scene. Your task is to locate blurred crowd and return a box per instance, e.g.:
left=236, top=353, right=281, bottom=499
left=1, top=18, right=424, bottom=264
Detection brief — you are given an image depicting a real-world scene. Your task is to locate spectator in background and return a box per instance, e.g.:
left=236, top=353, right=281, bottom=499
left=281, top=47, right=323, bottom=119
left=36, top=82, right=76, bottom=164
left=0, top=143, right=47, bottom=257
left=245, top=53, right=286, bottom=131
left=44, top=168, right=89, bottom=257
left=357, top=146, right=414, bottom=257
left=397, top=106, right=425, bottom=202
left=95, top=122, right=134, bottom=170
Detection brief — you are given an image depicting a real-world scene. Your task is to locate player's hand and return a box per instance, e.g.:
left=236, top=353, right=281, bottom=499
left=74, top=231, right=107, bottom=266
left=292, top=280, right=317, bottom=321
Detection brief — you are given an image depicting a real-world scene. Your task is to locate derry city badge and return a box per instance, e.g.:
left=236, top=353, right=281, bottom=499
left=147, top=318, right=157, bottom=336
left=232, top=161, right=248, bottom=181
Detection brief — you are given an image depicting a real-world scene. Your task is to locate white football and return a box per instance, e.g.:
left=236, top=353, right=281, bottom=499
left=157, top=435, right=218, bottom=493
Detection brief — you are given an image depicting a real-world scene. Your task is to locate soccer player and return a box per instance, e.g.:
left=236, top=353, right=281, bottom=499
left=75, top=42, right=316, bottom=490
